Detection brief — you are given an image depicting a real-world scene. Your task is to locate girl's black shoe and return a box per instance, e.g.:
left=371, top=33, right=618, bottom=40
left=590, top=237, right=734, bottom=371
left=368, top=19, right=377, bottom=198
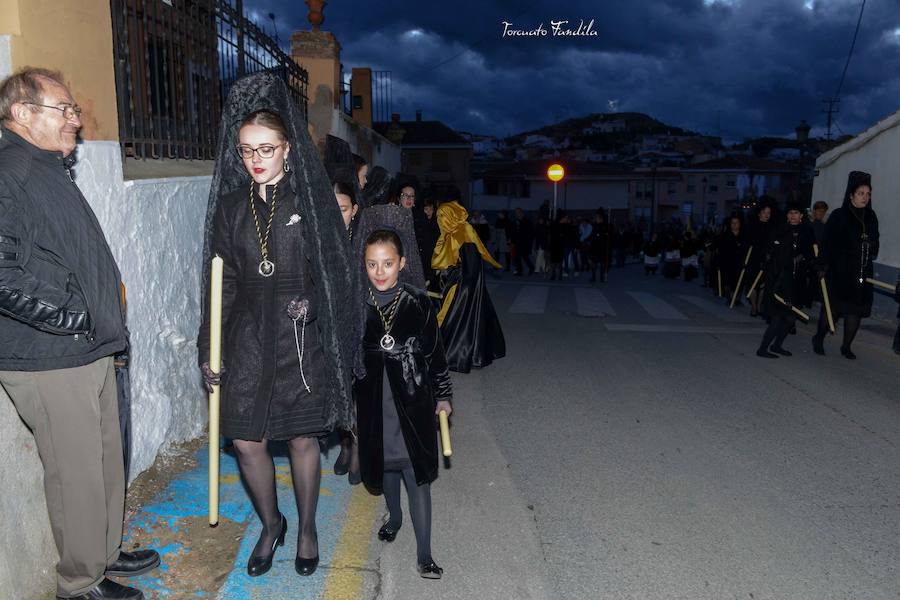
left=378, top=522, right=401, bottom=542
left=417, top=559, right=443, bottom=579
left=247, top=515, right=287, bottom=577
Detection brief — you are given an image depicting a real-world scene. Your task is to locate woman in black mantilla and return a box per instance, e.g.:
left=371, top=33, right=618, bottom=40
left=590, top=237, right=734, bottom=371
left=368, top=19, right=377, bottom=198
left=746, top=198, right=776, bottom=316
left=198, top=73, right=355, bottom=578
left=352, top=220, right=452, bottom=579
left=812, top=171, right=879, bottom=358
left=716, top=214, right=747, bottom=301
left=755, top=202, right=815, bottom=358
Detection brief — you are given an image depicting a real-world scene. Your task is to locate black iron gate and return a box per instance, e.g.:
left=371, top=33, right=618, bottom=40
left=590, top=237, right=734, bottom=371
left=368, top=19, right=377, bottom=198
left=110, top=0, right=308, bottom=160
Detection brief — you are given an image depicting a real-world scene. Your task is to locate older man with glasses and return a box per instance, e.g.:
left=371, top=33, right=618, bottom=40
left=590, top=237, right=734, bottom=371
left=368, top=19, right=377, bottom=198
left=0, top=68, right=158, bottom=600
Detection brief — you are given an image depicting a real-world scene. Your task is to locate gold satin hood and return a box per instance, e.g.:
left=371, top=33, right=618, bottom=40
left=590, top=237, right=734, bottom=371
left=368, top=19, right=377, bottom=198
left=431, top=201, right=501, bottom=270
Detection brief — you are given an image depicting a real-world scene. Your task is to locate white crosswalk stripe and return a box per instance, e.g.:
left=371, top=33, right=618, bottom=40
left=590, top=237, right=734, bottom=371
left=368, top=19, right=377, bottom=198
left=575, top=288, right=616, bottom=317
left=509, top=286, right=550, bottom=314
left=626, top=291, right=689, bottom=320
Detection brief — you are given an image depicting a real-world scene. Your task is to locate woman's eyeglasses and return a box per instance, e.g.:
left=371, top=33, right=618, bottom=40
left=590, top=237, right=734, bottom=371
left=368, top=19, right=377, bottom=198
left=235, top=143, right=285, bottom=159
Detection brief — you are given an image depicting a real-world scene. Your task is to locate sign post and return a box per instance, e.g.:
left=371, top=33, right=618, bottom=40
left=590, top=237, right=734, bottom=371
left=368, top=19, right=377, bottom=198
left=547, top=163, right=565, bottom=220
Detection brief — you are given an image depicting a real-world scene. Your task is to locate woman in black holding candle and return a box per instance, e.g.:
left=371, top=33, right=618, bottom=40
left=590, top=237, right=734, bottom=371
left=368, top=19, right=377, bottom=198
left=812, top=171, right=879, bottom=358
left=198, top=72, right=355, bottom=578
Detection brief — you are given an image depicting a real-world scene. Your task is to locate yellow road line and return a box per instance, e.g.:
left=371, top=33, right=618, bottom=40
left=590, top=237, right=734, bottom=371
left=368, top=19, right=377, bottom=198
left=322, top=485, right=379, bottom=599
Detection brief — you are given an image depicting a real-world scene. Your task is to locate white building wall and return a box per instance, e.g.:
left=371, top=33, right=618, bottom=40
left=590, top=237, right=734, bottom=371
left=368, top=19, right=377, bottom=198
left=75, top=143, right=211, bottom=479
left=813, top=110, right=900, bottom=271
left=329, top=110, right=401, bottom=173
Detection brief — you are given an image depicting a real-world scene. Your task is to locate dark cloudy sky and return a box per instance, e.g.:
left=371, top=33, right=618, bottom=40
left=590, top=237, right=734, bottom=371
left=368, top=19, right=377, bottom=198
left=244, top=0, right=900, bottom=142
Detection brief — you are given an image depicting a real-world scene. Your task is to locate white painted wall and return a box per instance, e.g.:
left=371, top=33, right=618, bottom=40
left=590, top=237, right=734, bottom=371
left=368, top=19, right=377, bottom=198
left=0, top=35, right=11, bottom=79
left=813, top=110, right=900, bottom=270
left=75, top=142, right=211, bottom=479
left=329, top=109, right=401, bottom=173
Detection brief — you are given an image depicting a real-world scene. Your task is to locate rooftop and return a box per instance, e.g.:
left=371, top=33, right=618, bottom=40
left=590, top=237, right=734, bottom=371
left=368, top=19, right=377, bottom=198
left=373, top=119, right=470, bottom=146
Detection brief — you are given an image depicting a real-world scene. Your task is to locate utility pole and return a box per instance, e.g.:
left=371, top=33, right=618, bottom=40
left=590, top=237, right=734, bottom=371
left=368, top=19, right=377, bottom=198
left=822, top=98, right=840, bottom=141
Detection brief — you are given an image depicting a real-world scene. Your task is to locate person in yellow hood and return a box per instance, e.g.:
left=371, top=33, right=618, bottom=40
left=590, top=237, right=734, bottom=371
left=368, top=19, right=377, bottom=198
left=432, top=201, right=506, bottom=372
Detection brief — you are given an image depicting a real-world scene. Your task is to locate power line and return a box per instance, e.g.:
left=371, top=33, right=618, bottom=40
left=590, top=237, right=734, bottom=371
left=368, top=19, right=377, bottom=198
left=834, top=0, right=866, bottom=99
left=823, top=0, right=866, bottom=140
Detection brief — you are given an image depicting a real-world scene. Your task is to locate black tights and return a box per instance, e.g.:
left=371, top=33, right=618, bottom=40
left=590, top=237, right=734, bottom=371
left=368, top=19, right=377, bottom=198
left=815, top=307, right=862, bottom=351
left=383, top=467, right=433, bottom=564
left=760, top=312, right=795, bottom=351
left=232, top=437, right=321, bottom=559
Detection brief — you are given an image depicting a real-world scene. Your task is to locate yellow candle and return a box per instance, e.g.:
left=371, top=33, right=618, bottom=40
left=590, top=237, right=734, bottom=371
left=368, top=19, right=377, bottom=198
left=745, top=270, right=763, bottom=299
left=439, top=410, right=452, bottom=457
left=813, top=244, right=835, bottom=333
left=865, top=277, right=895, bottom=292
left=208, top=256, right=224, bottom=526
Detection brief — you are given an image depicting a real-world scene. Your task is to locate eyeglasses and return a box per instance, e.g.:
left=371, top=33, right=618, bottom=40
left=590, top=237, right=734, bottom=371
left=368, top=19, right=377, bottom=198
left=22, top=102, right=82, bottom=120
left=235, top=144, right=285, bottom=159
left=400, top=192, right=416, bottom=200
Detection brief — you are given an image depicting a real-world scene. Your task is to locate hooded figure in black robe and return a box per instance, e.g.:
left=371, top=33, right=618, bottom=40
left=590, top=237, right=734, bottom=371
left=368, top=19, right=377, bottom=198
left=432, top=202, right=506, bottom=373
left=813, top=171, right=879, bottom=358
left=363, top=166, right=394, bottom=206
left=756, top=202, right=815, bottom=358
left=197, top=72, right=356, bottom=439
left=747, top=197, right=777, bottom=315
left=325, top=134, right=368, bottom=210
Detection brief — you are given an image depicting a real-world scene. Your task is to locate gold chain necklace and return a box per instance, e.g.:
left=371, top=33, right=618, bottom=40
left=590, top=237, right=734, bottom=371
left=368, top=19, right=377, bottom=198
left=369, top=287, right=402, bottom=350
left=248, top=182, right=278, bottom=277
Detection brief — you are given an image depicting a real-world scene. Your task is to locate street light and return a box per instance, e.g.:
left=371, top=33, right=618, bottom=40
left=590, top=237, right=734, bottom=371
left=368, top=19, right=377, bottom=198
left=547, top=163, right=565, bottom=220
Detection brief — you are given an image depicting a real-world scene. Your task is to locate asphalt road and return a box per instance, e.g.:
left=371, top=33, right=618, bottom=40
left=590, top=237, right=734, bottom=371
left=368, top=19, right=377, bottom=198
left=376, top=265, right=900, bottom=600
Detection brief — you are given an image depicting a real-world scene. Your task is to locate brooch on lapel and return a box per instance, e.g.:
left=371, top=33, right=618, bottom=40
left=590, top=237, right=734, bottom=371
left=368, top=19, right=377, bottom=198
left=286, top=213, right=301, bottom=226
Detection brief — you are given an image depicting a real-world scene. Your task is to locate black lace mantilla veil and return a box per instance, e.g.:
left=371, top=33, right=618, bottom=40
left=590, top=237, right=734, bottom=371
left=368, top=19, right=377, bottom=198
left=200, top=70, right=356, bottom=430
left=351, top=204, right=426, bottom=378
left=324, top=134, right=368, bottom=209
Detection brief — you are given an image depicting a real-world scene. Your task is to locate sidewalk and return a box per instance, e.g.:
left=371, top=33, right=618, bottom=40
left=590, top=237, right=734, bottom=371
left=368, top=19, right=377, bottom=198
left=121, top=370, right=551, bottom=599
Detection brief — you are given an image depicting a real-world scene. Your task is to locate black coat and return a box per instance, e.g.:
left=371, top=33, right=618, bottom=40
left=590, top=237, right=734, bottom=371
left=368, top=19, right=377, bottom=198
left=762, top=224, right=815, bottom=315
left=588, top=222, right=610, bottom=263
left=823, top=205, right=879, bottom=317
left=0, top=127, right=127, bottom=370
left=198, top=184, right=329, bottom=441
left=510, top=216, right=534, bottom=254
left=716, top=230, right=748, bottom=290
left=438, top=243, right=506, bottom=373
left=747, top=219, right=774, bottom=277
left=413, top=209, right=439, bottom=282
left=356, top=284, right=453, bottom=492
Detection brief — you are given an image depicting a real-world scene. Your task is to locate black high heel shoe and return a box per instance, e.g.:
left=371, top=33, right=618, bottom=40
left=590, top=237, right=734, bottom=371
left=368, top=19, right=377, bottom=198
left=294, top=554, right=319, bottom=576
left=333, top=450, right=350, bottom=476
left=247, top=514, right=287, bottom=577
left=377, top=522, right=401, bottom=542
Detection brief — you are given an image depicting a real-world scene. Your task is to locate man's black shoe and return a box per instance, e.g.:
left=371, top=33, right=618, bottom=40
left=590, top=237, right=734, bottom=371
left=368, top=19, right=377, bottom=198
left=105, top=549, right=160, bottom=578
left=59, top=578, right=144, bottom=600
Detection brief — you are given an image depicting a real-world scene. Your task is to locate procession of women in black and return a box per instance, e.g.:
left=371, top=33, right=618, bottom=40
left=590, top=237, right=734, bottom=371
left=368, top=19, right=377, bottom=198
left=197, top=72, right=506, bottom=582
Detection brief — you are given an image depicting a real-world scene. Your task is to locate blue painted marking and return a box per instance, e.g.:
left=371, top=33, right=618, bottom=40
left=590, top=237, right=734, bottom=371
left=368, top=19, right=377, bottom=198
left=123, top=445, right=358, bottom=599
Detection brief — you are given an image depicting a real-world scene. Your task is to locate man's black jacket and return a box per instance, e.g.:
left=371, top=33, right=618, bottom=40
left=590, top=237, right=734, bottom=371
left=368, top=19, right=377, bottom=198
left=0, top=127, right=126, bottom=370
